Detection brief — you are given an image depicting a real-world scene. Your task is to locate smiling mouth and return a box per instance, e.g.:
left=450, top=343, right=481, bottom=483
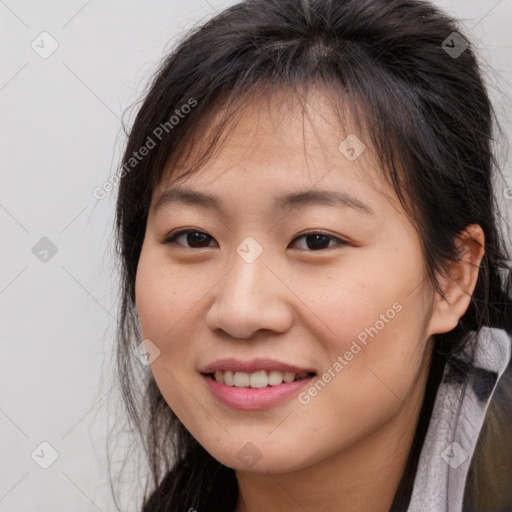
left=203, top=370, right=316, bottom=388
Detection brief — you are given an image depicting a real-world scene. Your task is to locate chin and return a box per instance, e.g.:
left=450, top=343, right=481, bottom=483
left=201, top=441, right=308, bottom=474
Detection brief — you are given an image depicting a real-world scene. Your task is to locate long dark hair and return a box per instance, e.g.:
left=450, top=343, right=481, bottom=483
left=110, top=0, right=512, bottom=510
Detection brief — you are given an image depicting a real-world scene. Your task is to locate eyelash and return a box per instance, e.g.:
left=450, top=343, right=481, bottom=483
left=162, top=229, right=348, bottom=252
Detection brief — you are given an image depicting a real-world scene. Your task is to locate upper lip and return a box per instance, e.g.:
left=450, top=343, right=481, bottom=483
left=199, top=358, right=316, bottom=375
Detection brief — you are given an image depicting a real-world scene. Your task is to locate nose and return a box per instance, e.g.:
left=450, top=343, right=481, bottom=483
left=205, top=248, right=294, bottom=340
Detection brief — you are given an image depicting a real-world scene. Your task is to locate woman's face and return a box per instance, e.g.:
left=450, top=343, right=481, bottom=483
left=135, top=90, right=437, bottom=474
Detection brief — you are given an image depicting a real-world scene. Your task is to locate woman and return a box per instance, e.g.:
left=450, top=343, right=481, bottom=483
left=111, top=0, right=512, bottom=510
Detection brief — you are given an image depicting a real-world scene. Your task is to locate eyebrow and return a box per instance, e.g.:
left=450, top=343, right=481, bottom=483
left=153, top=186, right=375, bottom=216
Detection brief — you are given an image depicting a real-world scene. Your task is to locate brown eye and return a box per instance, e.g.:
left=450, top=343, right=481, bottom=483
left=290, top=231, right=347, bottom=251
left=163, top=230, right=217, bottom=248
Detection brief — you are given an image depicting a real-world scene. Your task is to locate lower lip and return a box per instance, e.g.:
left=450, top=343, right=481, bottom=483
left=201, top=373, right=315, bottom=410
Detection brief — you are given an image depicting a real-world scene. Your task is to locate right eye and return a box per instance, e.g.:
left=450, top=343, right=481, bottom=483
left=162, top=229, right=218, bottom=249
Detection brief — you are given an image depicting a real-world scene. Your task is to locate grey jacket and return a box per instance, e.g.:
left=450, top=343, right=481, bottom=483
left=408, top=326, right=512, bottom=512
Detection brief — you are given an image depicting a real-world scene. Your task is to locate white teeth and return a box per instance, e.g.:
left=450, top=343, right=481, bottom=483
left=212, top=370, right=312, bottom=388
left=268, top=370, right=284, bottom=385
left=249, top=371, right=268, bottom=388
left=283, top=371, right=295, bottom=383
left=233, top=371, right=250, bottom=387
left=223, top=370, right=234, bottom=386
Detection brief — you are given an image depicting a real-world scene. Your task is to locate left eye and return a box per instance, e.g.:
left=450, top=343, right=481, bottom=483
left=162, top=229, right=346, bottom=251
left=291, top=231, right=346, bottom=251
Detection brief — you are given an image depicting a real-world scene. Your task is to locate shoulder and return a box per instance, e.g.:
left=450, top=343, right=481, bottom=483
left=463, top=357, right=512, bottom=511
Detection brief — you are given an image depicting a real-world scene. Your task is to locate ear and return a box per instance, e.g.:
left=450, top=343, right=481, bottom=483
left=428, top=224, right=485, bottom=335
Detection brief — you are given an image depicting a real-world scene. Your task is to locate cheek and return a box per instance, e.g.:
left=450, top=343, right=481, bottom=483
left=135, top=248, right=205, bottom=345
left=295, top=246, right=430, bottom=418
left=293, top=247, right=424, bottom=357
left=134, top=250, right=208, bottom=422
left=289, top=299, right=429, bottom=465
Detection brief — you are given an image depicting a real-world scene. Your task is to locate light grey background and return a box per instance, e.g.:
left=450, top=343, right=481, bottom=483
left=1, top=1, right=511, bottom=511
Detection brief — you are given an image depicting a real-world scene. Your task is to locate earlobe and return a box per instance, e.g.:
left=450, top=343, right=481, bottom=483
left=428, top=224, right=485, bottom=335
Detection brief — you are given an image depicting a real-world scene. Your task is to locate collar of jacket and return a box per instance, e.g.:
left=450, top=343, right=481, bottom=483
left=407, top=326, right=511, bottom=512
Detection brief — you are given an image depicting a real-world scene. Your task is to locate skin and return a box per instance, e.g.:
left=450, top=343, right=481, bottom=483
left=135, top=88, right=485, bottom=512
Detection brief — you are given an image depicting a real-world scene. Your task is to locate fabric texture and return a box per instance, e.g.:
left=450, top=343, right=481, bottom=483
left=407, top=326, right=512, bottom=512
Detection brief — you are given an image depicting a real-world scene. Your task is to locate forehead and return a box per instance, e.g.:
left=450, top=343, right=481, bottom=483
left=153, top=87, right=397, bottom=213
